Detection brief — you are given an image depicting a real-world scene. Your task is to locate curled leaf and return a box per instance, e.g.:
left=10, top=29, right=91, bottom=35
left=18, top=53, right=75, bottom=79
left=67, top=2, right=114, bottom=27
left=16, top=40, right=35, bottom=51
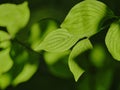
left=69, top=39, right=93, bottom=81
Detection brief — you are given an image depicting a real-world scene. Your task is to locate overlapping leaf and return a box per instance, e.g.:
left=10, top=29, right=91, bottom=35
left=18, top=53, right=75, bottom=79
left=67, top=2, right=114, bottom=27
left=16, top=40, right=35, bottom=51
left=61, top=0, right=114, bottom=38
left=105, top=21, right=120, bottom=61
left=29, top=20, right=58, bottom=50
left=69, top=39, right=93, bottom=81
left=35, top=29, right=79, bottom=52
left=0, top=2, right=30, bottom=37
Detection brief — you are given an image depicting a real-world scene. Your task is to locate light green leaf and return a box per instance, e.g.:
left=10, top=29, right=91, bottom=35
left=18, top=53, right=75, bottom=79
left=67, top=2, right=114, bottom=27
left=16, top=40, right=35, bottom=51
left=61, top=0, right=113, bottom=38
left=0, top=2, right=30, bottom=37
left=0, top=31, right=11, bottom=42
left=105, top=21, right=120, bottom=61
left=69, top=39, right=93, bottom=81
left=35, top=28, right=79, bottom=52
left=0, top=74, right=11, bottom=89
left=0, top=48, right=13, bottom=74
left=12, top=63, right=38, bottom=86
left=0, top=41, right=11, bottom=50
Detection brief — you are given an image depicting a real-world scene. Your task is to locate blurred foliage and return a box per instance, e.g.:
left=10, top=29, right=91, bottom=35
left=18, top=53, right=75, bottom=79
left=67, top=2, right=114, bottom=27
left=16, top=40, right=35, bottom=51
left=0, top=0, right=120, bottom=90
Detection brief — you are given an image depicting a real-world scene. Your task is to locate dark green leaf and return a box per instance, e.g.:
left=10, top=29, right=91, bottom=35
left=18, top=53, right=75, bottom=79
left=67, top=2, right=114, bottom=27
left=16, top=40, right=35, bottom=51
left=44, top=51, right=72, bottom=78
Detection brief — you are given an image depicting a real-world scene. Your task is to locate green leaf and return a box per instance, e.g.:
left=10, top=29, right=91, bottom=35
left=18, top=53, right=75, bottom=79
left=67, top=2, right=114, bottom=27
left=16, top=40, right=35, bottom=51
left=0, top=2, right=30, bottom=37
left=105, top=21, right=120, bottom=61
left=12, top=62, right=38, bottom=86
left=0, top=31, right=11, bottom=42
left=69, top=39, right=93, bottom=81
left=0, top=74, right=11, bottom=89
left=0, top=41, right=11, bottom=50
left=35, top=28, right=79, bottom=52
left=61, top=0, right=113, bottom=38
left=0, top=48, right=13, bottom=74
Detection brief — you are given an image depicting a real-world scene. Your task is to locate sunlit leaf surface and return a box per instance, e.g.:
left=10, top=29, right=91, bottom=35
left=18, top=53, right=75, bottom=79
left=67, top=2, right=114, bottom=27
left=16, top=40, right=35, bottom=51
left=35, top=29, right=79, bottom=52
left=61, top=0, right=113, bottom=38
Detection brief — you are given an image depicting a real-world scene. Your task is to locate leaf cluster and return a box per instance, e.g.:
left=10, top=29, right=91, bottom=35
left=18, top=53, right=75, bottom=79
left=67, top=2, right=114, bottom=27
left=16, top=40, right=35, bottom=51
left=0, top=0, right=120, bottom=89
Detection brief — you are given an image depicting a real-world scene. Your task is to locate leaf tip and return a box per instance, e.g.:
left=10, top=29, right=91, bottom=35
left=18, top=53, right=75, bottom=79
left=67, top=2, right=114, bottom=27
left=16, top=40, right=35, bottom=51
left=74, top=71, right=84, bottom=82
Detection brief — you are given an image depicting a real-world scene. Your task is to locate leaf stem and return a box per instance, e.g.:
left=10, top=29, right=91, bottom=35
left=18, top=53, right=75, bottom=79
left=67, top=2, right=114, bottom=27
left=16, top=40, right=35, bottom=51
left=11, top=38, right=42, bottom=55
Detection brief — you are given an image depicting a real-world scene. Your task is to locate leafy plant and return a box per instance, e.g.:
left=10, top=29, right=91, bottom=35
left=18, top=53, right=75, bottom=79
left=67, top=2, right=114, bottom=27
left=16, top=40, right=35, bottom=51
left=0, top=0, right=120, bottom=89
